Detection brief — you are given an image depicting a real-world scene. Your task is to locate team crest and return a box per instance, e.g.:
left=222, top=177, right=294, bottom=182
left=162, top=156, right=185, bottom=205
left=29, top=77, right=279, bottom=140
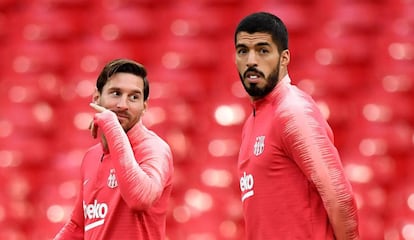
left=253, top=136, right=265, bottom=156
left=107, top=168, right=118, bottom=188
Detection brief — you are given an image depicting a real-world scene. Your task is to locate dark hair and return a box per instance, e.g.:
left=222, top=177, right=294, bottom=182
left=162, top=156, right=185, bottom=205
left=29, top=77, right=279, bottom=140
left=96, top=58, right=150, bottom=101
left=234, top=12, right=288, bottom=52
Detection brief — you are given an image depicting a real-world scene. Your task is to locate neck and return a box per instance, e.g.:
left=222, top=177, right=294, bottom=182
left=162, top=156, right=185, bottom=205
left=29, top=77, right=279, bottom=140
left=100, top=134, right=109, bottom=153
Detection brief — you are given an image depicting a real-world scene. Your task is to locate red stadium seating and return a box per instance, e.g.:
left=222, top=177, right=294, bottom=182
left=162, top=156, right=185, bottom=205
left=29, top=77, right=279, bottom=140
left=0, top=0, right=412, bottom=239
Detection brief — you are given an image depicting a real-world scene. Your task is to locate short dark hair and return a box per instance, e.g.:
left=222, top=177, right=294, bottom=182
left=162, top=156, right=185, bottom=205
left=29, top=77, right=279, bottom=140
left=234, top=12, right=288, bottom=52
left=96, top=58, right=150, bottom=101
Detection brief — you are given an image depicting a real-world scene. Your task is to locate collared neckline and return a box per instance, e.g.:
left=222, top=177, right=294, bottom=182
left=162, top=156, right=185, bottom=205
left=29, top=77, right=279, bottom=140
left=251, top=75, right=291, bottom=113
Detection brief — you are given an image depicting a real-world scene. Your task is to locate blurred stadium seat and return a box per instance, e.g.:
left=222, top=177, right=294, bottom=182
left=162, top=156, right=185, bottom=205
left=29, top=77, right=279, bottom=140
left=0, top=0, right=413, bottom=239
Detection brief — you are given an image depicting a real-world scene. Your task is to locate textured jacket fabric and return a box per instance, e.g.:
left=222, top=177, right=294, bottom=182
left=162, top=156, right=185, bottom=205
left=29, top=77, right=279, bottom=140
left=54, top=111, right=173, bottom=240
left=238, top=75, right=359, bottom=239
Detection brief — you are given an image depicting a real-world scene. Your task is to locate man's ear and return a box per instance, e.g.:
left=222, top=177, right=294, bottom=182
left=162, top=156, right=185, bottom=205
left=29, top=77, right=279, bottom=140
left=143, top=101, right=148, bottom=113
left=280, top=49, right=290, bottom=67
left=92, top=88, right=100, bottom=104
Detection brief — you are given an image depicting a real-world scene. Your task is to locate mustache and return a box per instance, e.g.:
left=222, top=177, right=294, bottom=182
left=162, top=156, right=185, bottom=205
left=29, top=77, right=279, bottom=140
left=114, top=110, right=130, bottom=118
left=243, top=67, right=264, bottom=78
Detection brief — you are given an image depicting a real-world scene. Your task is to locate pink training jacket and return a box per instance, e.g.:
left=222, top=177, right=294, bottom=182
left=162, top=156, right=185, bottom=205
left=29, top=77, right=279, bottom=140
left=54, top=110, right=174, bottom=240
left=238, top=75, right=359, bottom=240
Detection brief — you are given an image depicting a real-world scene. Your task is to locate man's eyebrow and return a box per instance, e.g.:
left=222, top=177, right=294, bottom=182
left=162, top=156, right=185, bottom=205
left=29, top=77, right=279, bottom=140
left=236, top=43, right=247, bottom=49
left=255, top=42, right=271, bottom=47
left=107, top=87, right=143, bottom=94
left=236, top=42, right=271, bottom=48
left=107, top=87, right=121, bottom=91
left=127, top=89, right=143, bottom=95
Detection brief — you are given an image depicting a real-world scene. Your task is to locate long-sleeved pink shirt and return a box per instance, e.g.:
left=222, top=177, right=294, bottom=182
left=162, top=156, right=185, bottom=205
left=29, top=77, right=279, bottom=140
left=54, top=110, right=173, bottom=240
left=238, top=75, right=359, bottom=240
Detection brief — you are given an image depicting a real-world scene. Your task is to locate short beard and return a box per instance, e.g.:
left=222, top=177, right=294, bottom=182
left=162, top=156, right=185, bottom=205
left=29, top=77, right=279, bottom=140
left=240, top=62, right=280, bottom=99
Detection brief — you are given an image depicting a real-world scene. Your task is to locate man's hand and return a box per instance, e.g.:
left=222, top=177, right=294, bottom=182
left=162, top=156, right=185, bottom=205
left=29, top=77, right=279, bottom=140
left=90, top=102, right=106, bottom=112
left=89, top=103, right=107, bottom=138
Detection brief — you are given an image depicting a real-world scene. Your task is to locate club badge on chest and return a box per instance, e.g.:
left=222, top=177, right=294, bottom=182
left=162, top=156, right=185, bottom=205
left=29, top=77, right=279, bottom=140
left=107, top=168, right=118, bottom=189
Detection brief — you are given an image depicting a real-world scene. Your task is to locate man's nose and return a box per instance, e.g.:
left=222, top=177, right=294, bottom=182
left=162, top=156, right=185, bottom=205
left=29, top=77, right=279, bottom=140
left=246, top=51, right=258, bottom=67
left=116, top=96, right=129, bottom=109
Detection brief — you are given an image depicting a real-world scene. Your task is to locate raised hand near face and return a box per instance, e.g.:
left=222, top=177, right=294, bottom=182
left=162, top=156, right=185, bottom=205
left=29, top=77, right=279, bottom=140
left=89, top=102, right=107, bottom=139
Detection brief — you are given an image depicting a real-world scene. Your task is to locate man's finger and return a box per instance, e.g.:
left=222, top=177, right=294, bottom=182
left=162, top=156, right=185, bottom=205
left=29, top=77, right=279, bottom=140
left=90, top=102, right=106, bottom=113
left=92, top=124, right=98, bottom=139
left=88, top=120, right=98, bottom=138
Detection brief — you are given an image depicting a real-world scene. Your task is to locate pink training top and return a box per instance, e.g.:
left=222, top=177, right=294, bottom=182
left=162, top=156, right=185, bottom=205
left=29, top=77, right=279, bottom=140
left=54, top=110, right=174, bottom=240
left=238, top=75, right=359, bottom=240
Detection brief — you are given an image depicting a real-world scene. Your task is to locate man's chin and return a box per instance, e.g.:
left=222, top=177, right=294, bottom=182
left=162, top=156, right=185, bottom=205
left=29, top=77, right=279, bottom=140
left=246, top=86, right=264, bottom=97
left=246, top=80, right=278, bottom=98
left=117, top=119, right=129, bottom=130
left=121, top=125, right=130, bottom=132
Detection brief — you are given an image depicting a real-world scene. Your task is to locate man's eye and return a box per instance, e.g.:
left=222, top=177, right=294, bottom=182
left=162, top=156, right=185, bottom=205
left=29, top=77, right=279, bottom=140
left=259, top=48, right=269, bottom=54
left=130, top=95, right=139, bottom=101
left=237, top=49, right=247, bottom=55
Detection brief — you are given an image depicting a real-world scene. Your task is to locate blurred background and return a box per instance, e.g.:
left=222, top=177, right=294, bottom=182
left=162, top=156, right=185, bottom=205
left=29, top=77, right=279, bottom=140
left=0, top=0, right=413, bottom=239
